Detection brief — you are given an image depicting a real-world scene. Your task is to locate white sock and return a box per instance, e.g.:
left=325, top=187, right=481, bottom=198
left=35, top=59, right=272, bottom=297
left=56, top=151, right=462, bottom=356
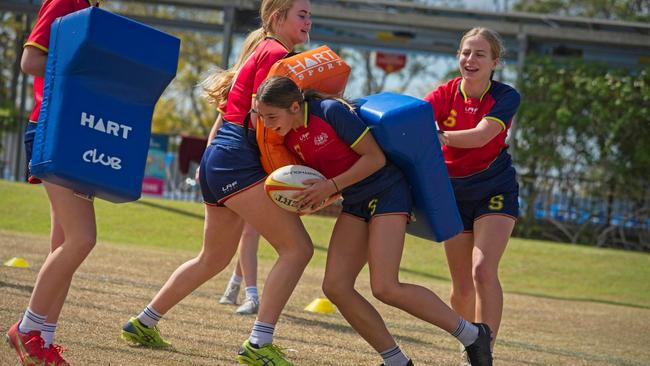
left=380, top=345, right=410, bottom=366
left=451, top=318, right=479, bottom=347
left=137, top=305, right=163, bottom=328
left=245, top=286, right=258, bottom=300
left=19, top=308, right=46, bottom=334
left=230, top=272, right=243, bottom=286
left=42, top=322, right=57, bottom=347
left=249, top=320, right=274, bottom=347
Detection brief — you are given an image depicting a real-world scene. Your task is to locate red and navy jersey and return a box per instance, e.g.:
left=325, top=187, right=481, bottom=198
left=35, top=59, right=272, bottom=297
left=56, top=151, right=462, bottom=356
left=285, top=99, right=402, bottom=204
left=25, top=0, right=94, bottom=122
left=424, top=77, right=520, bottom=177
left=222, top=38, right=289, bottom=125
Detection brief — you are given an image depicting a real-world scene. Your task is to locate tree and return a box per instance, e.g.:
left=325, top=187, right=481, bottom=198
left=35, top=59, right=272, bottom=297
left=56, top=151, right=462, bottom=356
left=513, top=56, right=650, bottom=249
left=151, top=30, right=222, bottom=137
left=103, top=2, right=223, bottom=137
left=0, top=13, right=26, bottom=118
left=512, top=0, right=650, bottom=22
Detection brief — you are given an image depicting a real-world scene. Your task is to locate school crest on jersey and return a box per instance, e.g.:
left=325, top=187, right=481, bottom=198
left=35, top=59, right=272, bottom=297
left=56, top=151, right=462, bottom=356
left=314, top=132, right=329, bottom=146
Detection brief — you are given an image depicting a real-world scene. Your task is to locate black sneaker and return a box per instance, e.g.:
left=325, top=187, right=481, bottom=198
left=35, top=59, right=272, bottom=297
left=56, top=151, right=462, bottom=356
left=380, top=360, right=414, bottom=366
left=465, top=323, right=493, bottom=366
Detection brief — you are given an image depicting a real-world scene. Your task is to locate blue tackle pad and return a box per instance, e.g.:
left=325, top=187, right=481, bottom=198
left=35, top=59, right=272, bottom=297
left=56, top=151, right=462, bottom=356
left=31, top=7, right=180, bottom=202
left=356, top=92, right=463, bottom=242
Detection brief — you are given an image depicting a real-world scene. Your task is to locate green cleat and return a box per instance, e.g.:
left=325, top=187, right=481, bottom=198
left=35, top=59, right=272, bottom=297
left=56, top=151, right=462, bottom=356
left=237, top=339, right=293, bottom=366
left=120, top=317, right=171, bottom=348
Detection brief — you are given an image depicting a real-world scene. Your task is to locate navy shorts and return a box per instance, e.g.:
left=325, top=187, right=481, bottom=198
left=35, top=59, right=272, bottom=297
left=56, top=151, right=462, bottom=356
left=23, top=122, right=41, bottom=184
left=342, top=177, right=412, bottom=222
left=456, top=191, right=519, bottom=231
left=451, top=150, right=519, bottom=231
left=199, top=122, right=267, bottom=206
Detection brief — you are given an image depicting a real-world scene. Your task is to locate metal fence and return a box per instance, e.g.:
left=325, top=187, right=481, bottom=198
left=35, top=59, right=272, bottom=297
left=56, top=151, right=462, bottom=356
left=516, top=174, right=649, bottom=251
left=0, top=118, right=26, bottom=181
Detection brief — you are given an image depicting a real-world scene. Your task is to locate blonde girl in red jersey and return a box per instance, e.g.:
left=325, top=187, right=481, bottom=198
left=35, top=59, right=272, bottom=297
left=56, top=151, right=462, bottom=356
left=120, top=1, right=313, bottom=365
left=424, top=27, right=521, bottom=364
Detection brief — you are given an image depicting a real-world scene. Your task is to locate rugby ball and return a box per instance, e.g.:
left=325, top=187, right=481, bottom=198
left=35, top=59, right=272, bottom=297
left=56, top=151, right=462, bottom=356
left=265, top=165, right=328, bottom=213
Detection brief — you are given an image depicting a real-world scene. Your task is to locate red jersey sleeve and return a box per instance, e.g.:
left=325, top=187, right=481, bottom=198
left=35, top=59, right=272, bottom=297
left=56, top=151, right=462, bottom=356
left=26, top=0, right=91, bottom=52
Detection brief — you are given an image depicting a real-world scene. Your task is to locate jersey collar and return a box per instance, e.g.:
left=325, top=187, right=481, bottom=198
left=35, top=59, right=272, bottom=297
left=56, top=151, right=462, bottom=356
left=265, top=35, right=292, bottom=52
left=459, top=79, right=491, bottom=102
left=302, top=101, right=309, bottom=128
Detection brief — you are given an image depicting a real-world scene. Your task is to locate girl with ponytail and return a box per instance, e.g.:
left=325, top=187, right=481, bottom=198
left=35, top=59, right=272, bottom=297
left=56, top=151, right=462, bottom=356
left=255, top=76, right=495, bottom=366
left=121, top=2, right=314, bottom=365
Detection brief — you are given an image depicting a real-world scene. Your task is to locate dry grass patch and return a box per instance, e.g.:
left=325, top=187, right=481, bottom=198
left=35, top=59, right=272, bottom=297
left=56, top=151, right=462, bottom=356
left=1, top=231, right=648, bottom=365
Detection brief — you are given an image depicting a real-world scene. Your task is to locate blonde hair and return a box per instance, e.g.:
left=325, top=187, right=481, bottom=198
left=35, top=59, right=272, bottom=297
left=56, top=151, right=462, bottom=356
left=202, top=0, right=298, bottom=107
left=458, top=27, right=505, bottom=60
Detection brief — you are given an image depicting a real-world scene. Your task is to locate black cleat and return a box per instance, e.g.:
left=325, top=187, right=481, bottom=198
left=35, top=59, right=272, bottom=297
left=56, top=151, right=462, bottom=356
left=465, top=323, right=493, bottom=366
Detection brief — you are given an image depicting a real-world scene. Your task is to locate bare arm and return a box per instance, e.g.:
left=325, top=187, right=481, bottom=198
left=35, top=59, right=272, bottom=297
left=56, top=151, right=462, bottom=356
left=196, top=114, right=224, bottom=180
left=332, top=132, right=385, bottom=191
left=206, top=114, right=224, bottom=146
left=21, top=46, right=47, bottom=77
left=439, top=118, right=503, bottom=148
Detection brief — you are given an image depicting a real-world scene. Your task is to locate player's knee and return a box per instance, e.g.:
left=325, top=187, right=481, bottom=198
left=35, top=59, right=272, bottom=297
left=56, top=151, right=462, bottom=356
left=292, top=240, right=314, bottom=265
left=240, top=227, right=259, bottom=242
left=198, top=251, right=230, bottom=274
left=68, top=232, right=96, bottom=255
left=322, top=277, right=350, bottom=303
left=472, top=261, right=498, bottom=287
left=82, top=237, right=97, bottom=254
left=370, top=280, right=400, bottom=305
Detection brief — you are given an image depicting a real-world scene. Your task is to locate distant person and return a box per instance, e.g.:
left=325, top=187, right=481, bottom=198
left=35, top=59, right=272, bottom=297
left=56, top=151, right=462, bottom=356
left=219, top=223, right=261, bottom=315
left=423, top=27, right=521, bottom=364
left=255, top=75, right=494, bottom=366
left=120, top=1, right=314, bottom=364
left=6, top=1, right=102, bottom=365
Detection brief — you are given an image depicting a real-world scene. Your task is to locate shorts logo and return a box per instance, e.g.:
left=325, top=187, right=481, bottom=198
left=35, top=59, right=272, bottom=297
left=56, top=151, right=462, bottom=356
left=489, top=194, right=504, bottom=211
left=368, top=198, right=378, bottom=216
left=82, top=148, right=122, bottom=170
left=314, top=132, right=329, bottom=146
left=222, top=181, right=238, bottom=194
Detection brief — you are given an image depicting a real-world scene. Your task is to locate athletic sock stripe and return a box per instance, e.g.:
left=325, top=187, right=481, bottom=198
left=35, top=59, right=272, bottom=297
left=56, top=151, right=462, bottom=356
left=26, top=313, right=46, bottom=324
left=380, top=346, right=401, bottom=358
left=452, top=320, right=466, bottom=337
left=252, top=328, right=274, bottom=335
left=26, top=309, right=46, bottom=320
left=253, top=324, right=274, bottom=331
left=144, top=306, right=162, bottom=318
left=144, top=308, right=162, bottom=320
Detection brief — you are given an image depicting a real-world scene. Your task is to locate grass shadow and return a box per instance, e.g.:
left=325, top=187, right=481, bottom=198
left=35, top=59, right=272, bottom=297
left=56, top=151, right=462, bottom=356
left=136, top=200, right=204, bottom=220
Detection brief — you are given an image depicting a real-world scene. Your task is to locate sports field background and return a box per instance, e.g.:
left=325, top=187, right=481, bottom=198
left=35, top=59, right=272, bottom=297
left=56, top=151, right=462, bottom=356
left=1, top=181, right=649, bottom=365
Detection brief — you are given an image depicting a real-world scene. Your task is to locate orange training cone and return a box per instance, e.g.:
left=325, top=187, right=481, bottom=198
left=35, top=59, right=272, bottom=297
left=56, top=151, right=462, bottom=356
left=304, top=297, right=336, bottom=314
left=4, top=257, right=31, bottom=268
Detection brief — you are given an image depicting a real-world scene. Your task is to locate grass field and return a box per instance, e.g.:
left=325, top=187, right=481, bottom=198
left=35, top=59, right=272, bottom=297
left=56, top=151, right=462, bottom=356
left=1, top=180, right=649, bottom=365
